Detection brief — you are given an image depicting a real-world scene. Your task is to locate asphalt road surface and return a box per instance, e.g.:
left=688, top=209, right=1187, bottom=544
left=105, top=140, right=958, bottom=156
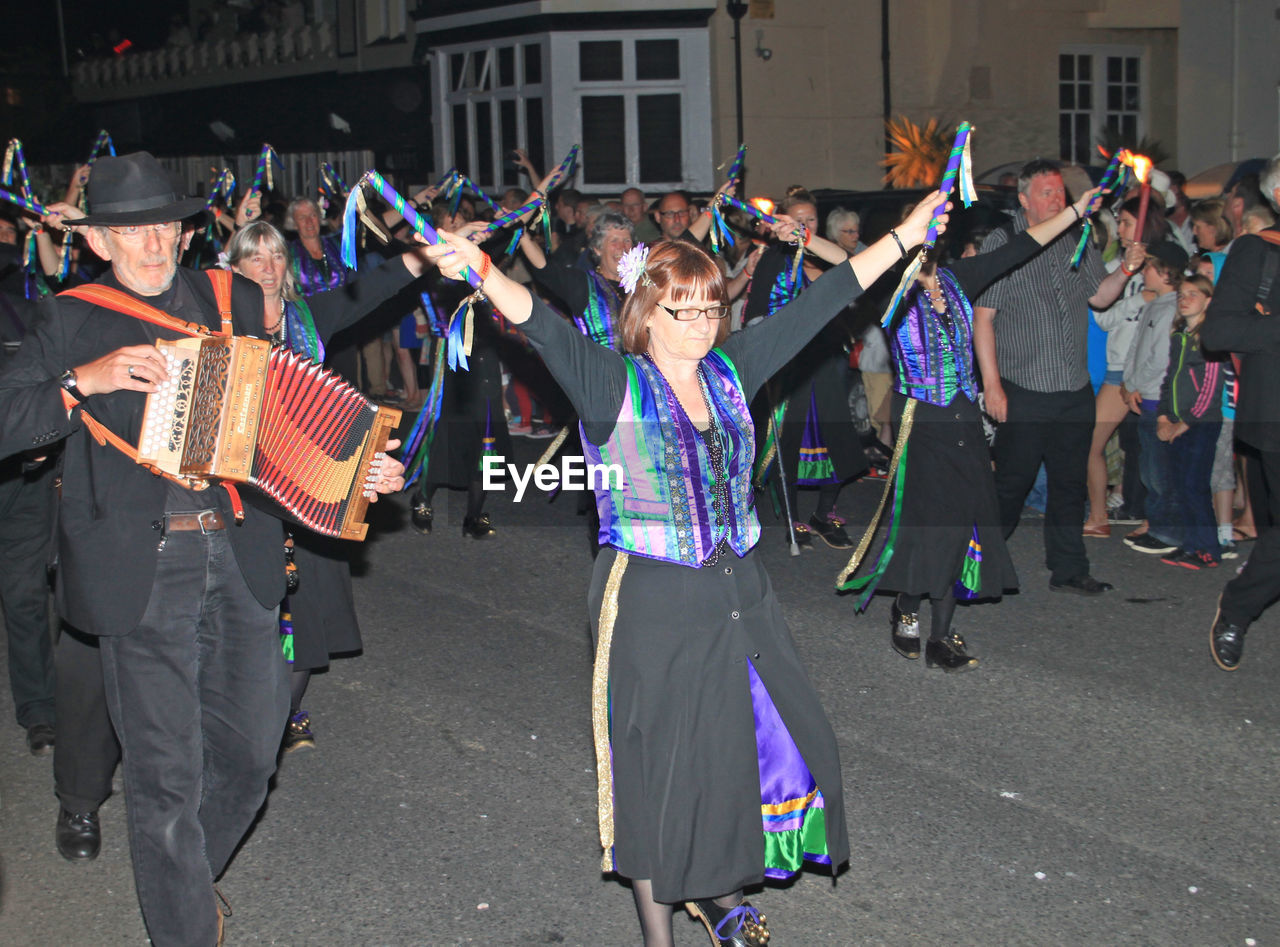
left=1, top=442, right=1277, bottom=945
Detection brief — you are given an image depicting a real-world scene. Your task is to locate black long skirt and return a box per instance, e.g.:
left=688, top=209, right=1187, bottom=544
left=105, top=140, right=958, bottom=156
left=588, top=547, right=850, bottom=904
left=287, top=532, right=362, bottom=671
left=876, top=392, right=1018, bottom=600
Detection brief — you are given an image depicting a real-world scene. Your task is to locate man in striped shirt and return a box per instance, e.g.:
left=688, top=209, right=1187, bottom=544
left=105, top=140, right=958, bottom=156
left=973, top=159, right=1142, bottom=595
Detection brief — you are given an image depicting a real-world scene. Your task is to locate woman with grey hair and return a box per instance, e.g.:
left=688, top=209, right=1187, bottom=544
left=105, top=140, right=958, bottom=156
left=825, top=206, right=866, bottom=256
left=225, top=219, right=434, bottom=750
left=287, top=195, right=347, bottom=296
left=518, top=209, right=635, bottom=349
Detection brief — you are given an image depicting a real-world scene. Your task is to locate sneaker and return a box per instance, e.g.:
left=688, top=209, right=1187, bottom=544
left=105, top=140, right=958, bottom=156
left=527, top=425, right=557, bottom=439
left=808, top=513, right=853, bottom=549
left=1108, top=508, right=1144, bottom=526
left=1124, top=533, right=1177, bottom=554
left=283, top=711, right=315, bottom=753
left=1220, top=541, right=1239, bottom=560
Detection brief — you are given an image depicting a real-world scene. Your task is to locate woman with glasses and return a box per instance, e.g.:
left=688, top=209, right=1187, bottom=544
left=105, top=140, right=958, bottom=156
left=421, top=192, right=948, bottom=947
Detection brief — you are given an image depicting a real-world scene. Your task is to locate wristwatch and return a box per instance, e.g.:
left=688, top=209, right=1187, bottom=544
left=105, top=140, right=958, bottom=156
left=58, top=368, right=86, bottom=402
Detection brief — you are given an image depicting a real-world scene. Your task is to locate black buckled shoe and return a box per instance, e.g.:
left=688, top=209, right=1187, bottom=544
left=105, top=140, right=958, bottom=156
left=26, top=722, right=55, bottom=756
left=808, top=513, right=853, bottom=549
left=686, top=898, right=771, bottom=946
left=1210, top=605, right=1247, bottom=671
left=789, top=521, right=813, bottom=551
left=925, top=631, right=979, bottom=672
left=56, top=807, right=101, bottom=860
left=891, top=603, right=921, bottom=660
left=410, top=499, right=433, bottom=534
left=462, top=513, right=495, bottom=539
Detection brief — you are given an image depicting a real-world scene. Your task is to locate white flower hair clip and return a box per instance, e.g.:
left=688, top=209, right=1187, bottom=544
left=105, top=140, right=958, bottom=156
left=617, top=243, right=652, bottom=295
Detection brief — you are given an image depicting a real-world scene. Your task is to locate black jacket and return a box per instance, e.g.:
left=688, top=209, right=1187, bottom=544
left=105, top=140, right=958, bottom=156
left=1200, top=228, right=1280, bottom=451
left=0, top=266, right=285, bottom=636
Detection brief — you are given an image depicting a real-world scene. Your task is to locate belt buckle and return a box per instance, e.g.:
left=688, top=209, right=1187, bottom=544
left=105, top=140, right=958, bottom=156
left=196, top=510, right=220, bottom=533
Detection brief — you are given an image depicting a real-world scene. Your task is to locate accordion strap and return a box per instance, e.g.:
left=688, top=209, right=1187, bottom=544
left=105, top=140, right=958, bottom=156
left=59, top=269, right=236, bottom=338
left=57, top=270, right=243, bottom=503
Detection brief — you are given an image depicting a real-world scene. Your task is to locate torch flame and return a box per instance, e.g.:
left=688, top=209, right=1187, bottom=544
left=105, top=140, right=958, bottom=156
left=750, top=197, right=775, bottom=216
left=1130, top=154, right=1152, bottom=184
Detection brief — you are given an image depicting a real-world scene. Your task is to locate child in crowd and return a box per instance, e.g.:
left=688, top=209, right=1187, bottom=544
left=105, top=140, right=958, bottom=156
left=1122, top=241, right=1189, bottom=555
left=1156, top=273, right=1224, bottom=568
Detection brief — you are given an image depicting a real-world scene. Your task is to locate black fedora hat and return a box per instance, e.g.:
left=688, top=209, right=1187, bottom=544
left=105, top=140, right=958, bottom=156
left=72, top=152, right=208, bottom=227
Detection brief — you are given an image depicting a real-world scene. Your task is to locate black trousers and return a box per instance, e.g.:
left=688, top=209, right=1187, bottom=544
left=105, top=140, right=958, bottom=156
left=992, top=381, right=1094, bottom=584
left=1220, top=446, right=1280, bottom=627
left=0, top=460, right=56, bottom=729
left=53, top=624, right=120, bottom=814
left=100, top=527, right=288, bottom=947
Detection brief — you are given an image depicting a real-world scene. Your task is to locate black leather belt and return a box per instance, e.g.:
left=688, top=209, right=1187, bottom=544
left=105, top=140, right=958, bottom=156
left=165, top=510, right=226, bottom=532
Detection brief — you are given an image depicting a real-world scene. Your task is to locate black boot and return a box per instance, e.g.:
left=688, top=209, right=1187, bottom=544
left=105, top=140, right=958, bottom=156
left=462, top=513, right=495, bottom=539
left=925, top=631, right=979, bottom=672
left=890, top=601, right=921, bottom=660
left=411, top=499, right=433, bottom=534
left=686, top=899, right=771, bottom=946
left=56, top=807, right=101, bottom=860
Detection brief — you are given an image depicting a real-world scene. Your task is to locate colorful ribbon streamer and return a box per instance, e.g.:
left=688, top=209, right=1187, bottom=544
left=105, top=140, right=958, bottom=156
left=544, top=144, right=580, bottom=192
left=1070, top=148, right=1127, bottom=269
left=0, top=185, right=47, bottom=217
left=251, top=143, right=284, bottom=195
left=87, top=129, right=116, bottom=166
left=722, top=143, right=747, bottom=189
left=203, top=168, right=237, bottom=210
left=880, top=121, right=976, bottom=326
left=924, top=120, right=975, bottom=250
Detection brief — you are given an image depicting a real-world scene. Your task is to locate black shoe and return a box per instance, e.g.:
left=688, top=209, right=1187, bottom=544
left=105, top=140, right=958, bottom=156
left=686, top=898, right=771, bottom=946
left=56, top=807, right=101, bottom=860
left=282, top=711, right=315, bottom=753
left=1124, top=533, right=1177, bottom=555
left=26, top=722, right=55, bottom=756
left=1210, top=604, right=1247, bottom=671
left=925, top=631, right=979, bottom=671
left=890, top=602, right=921, bottom=660
left=462, top=513, right=495, bottom=539
left=410, top=499, right=433, bottom=534
left=1108, top=507, right=1143, bottom=526
left=789, top=522, right=814, bottom=551
left=1049, top=574, right=1114, bottom=595
left=808, top=513, right=853, bottom=549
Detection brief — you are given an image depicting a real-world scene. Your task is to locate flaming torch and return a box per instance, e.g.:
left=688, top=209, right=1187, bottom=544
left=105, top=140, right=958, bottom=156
left=1129, top=153, right=1154, bottom=245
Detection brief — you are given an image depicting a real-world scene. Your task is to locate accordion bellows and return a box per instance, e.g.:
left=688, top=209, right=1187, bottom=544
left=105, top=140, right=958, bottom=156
left=138, top=337, right=401, bottom=540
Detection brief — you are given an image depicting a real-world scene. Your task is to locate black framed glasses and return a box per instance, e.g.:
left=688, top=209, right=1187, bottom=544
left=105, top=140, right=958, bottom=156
left=658, top=302, right=731, bottom=321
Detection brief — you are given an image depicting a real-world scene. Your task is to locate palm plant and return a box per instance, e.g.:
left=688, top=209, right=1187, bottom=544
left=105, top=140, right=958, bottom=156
left=881, top=116, right=950, bottom=188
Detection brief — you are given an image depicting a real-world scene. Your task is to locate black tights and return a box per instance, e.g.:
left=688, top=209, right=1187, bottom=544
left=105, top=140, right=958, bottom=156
left=895, top=592, right=957, bottom=641
left=289, top=667, right=311, bottom=715
left=420, top=475, right=486, bottom=519
left=631, top=880, right=742, bottom=946
left=788, top=482, right=840, bottom=524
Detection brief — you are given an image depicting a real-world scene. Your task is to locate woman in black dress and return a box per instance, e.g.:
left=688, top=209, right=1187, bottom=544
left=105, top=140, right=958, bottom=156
left=838, top=186, right=1102, bottom=669
left=227, top=221, right=431, bottom=747
left=425, top=192, right=949, bottom=946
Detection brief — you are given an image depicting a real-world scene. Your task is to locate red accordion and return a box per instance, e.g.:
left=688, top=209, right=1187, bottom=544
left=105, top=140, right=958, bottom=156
left=137, top=336, right=401, bottom=540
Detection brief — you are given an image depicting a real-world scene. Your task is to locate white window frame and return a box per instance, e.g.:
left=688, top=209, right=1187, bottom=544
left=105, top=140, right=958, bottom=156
left=1059, top=44, right=1148, bottom=164
left=549, top=28, right=712, bottom=193
left=434, top=37, right=550, bottom=188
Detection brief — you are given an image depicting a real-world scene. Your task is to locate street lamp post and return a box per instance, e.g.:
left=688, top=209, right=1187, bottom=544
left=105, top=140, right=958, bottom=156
left=726, top=1, right=748, bottom=147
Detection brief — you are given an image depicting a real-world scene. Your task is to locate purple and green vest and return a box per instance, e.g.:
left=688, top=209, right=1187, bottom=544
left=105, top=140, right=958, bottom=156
left=573, top=271, right=622, bottom=349
left=291, top=236, right=348, bottom=297
left=890, top=268, right=977, bottom=407
left=583, top=350, right=760, bottom=567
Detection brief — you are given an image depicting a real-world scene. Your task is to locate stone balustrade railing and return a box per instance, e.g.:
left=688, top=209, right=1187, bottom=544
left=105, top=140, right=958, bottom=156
left=72, top=22, right=337, bottom=95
